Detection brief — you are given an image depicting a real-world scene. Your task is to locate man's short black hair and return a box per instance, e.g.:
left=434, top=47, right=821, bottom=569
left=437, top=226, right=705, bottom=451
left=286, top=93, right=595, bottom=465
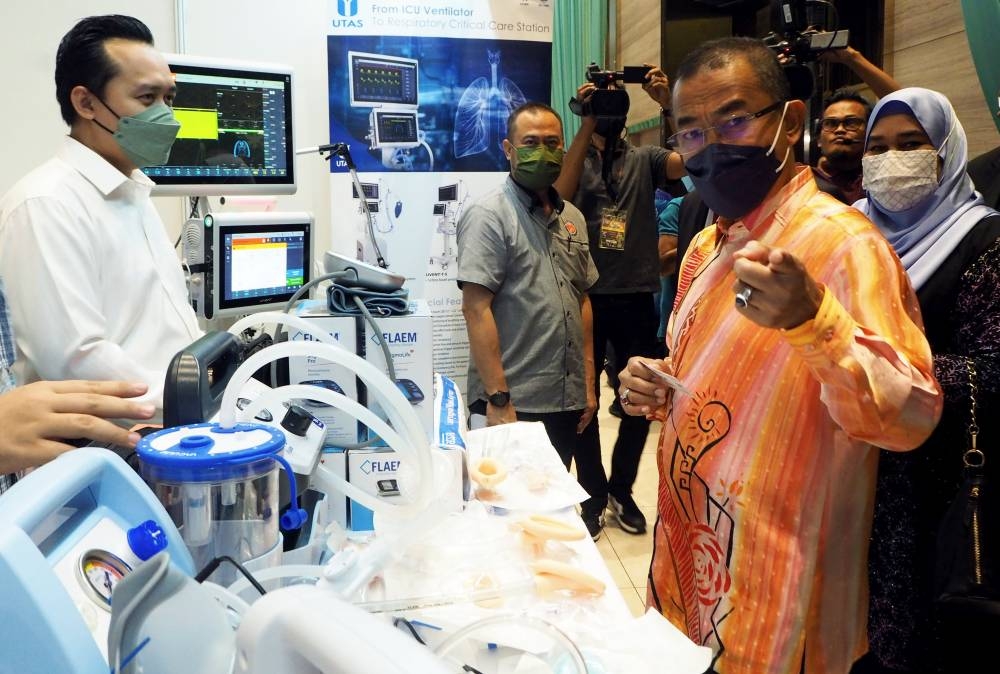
left=675, top=37, right=791, bottom=104
left=55, top=15, right=155, bottom=125
left=506, top=102, right=562, bottom=141
left=822, top=88, right=873, bottom=120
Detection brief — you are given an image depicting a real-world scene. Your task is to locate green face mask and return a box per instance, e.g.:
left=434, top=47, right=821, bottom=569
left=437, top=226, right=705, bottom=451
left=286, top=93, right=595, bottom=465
left=94, top=99, right=181, bottom=168
left=511, top=145, right=564, bottom=191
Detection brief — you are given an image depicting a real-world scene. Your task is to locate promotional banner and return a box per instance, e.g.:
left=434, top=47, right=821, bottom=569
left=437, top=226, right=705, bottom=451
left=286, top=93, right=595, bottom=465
left=326, top=0, right=554, bottom=394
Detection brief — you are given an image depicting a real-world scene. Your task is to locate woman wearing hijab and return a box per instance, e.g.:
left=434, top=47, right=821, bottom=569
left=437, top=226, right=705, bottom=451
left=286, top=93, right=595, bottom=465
left=853, top=88, right=1000, bottom=674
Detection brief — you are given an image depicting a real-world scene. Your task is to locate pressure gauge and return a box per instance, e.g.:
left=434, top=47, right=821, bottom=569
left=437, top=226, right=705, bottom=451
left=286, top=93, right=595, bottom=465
left=77, top=549, right=132, bottom=610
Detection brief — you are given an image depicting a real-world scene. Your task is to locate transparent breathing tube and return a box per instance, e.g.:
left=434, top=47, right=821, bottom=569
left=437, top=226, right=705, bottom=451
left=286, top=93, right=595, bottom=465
left=433, top=614, right=588, bottom=674
left=221, top=312, right=432, bottom=519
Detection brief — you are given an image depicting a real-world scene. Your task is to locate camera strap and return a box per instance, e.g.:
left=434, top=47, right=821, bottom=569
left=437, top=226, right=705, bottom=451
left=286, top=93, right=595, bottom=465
left=598, top=131, right=625, bottom=203
left=601, top=146, right=619, bottom=203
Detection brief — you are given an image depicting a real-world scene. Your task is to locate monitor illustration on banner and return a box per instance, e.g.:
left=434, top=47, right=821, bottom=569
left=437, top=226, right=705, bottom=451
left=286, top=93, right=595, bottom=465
left=327, top=37, right=552, bottom=173
left=347, top=51, right=432, bottom=171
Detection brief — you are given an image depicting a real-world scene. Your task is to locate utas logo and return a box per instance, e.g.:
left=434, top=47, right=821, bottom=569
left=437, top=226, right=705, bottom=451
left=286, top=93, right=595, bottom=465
left=332, top=0, right=363, bottom=27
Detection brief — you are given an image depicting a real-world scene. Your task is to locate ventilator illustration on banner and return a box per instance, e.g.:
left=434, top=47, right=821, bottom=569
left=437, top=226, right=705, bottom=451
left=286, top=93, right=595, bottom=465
left=326, top=36, right=550, bottom=174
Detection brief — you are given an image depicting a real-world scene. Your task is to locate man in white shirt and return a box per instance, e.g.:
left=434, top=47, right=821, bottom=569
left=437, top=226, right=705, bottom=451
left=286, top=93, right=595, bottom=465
left=0, top=15, right=201, bottom=418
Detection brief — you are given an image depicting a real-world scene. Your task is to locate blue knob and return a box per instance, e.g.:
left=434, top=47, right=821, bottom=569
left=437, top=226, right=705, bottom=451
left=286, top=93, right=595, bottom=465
left=127, top=519, right=168, bottom=561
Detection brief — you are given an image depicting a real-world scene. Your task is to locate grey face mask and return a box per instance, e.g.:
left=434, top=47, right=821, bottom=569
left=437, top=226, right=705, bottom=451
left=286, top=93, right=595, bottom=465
left=94, top=97, right=181, bottom=168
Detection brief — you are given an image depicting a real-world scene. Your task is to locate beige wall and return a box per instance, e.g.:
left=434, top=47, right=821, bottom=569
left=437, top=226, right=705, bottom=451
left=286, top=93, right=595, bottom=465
left=885, top=0, right=999, bottom=157
left=618, top=0, right=663, bottom=126
left=616, top=0, right=664, bottom=146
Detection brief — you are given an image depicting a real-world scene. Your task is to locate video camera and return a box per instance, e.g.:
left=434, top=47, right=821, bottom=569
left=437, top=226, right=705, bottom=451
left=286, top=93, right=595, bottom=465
left=763, top=0, right=849, bottom=64
left=569, top=62, right=648, bottom=119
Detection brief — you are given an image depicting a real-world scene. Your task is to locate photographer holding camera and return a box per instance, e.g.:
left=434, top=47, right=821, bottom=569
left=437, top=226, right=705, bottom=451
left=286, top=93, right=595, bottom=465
left=553, top=63, right=686, bottom=540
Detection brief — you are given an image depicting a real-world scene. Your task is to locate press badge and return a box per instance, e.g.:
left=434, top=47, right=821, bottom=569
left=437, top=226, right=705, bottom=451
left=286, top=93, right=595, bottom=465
left=598, top=208, right=626, bottom=250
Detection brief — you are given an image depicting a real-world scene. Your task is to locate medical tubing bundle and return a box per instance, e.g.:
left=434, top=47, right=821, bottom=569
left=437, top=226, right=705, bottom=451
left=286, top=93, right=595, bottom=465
left=268, top=280, right=396, bottom=425
left=239, top=384, right=414, bottom=512
left=222, top=312, right=431, bottom=518
left=266, top=270, right=348, bottom=401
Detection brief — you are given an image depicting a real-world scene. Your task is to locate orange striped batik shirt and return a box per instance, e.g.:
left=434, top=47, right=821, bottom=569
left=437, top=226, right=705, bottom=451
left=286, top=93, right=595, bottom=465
left=651, top=166, right=942, bottom=674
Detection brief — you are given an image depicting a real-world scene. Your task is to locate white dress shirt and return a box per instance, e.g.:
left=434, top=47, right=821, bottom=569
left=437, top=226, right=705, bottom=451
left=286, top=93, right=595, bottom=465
left=0, top=137, right=202, bottom=416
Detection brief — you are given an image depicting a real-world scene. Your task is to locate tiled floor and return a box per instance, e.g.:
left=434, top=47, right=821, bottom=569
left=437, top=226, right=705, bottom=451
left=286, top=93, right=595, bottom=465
left=576, top=374, right=661, bottom=618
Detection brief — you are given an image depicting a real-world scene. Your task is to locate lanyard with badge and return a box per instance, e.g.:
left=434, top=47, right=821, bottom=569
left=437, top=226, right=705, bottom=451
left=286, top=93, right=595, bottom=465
left=596, top=143, right=627, bottom=251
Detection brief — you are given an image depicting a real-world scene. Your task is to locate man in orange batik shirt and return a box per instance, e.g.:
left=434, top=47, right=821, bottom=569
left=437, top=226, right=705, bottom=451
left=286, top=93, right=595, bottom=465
left=618, top=38, right=941, bottom=674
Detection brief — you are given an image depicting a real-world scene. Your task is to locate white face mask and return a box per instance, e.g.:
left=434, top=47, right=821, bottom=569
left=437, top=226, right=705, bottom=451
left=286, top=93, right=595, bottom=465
left=862, top=149, right=939, bottom=212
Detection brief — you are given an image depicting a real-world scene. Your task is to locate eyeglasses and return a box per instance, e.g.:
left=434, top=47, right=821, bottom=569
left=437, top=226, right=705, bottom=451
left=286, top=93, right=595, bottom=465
left=667, top=100, right=785, bottom=156
left=819, top=116, right=866, bottom=132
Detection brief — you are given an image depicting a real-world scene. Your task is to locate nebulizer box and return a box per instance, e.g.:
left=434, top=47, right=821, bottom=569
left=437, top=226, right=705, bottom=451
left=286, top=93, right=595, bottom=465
left=361, top=299, right=435, bottom=443
left=286, top=303, right=362, bottom=446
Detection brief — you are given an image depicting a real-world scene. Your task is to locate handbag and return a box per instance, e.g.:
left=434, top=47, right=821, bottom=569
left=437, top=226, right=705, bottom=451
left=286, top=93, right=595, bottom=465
left=935, top=358, right=1000, bottom=624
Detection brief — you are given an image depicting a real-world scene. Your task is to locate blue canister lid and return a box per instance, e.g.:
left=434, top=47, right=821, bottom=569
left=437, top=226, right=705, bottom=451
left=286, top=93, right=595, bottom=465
left=137, top=422, right=286, bottom=483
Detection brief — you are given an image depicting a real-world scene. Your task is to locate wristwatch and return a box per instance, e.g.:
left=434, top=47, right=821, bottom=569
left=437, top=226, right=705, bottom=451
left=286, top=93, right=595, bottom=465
left=488, top=390, right=511, bottom=407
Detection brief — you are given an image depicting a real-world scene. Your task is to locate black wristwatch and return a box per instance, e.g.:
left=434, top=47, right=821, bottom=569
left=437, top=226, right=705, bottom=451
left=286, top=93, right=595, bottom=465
left=488, top=390, right=511, bottom=407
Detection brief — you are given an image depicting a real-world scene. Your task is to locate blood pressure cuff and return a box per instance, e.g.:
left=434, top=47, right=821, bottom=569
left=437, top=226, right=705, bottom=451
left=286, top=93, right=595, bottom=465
left=327, top=282, right=410, bottom=316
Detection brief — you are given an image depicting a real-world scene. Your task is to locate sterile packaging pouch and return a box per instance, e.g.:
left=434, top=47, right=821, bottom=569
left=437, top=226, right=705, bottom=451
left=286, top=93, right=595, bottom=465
left=287, top=302, right=362, bottom=446
left=466, top=422, right=591, bottom=511
left=361, top=299, right=434, bottom=443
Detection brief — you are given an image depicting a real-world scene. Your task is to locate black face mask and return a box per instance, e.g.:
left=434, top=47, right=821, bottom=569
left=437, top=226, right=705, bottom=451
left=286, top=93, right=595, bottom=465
left=682, top=103, right=791, bottom=220
left=683, top=143, right=788, bottom=220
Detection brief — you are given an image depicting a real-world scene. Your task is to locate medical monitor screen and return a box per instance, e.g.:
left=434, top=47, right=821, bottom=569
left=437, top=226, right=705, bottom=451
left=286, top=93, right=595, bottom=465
left=433, top=203, right=446, bottom=216
left=438, top=184, right=458, bottom=202
left=348, top=51, right=418, bottom=107
left=374, top=111, right=419, bottom=145
left=352, top=182, right=379, bottom=199
left=144, top=55, right=295, bottom=195
left=217, top=220, right=311, bottom=313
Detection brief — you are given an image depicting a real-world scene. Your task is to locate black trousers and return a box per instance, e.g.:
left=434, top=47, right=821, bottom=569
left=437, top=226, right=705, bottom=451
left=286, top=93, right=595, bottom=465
left=576, top=291, right=661, bottom=515
left=469, top=400, right=608, bottom=512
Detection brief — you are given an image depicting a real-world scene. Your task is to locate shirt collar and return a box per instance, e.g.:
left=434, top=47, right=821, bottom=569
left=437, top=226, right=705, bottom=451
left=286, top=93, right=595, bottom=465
left=716, top=164, right=817, bottom=243
left=58, top=136, right=155, bottom=197
left=505, top=175, right=565, bottom=215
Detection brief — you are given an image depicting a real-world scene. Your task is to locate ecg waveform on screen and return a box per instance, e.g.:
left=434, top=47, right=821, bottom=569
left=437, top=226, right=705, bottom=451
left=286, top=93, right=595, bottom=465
left=162, top=81, right=278, bottom=173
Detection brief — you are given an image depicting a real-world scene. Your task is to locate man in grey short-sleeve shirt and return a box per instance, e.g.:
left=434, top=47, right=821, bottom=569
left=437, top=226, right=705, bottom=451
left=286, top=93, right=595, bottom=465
left=459, top=179, right=596, bottom=412
left=458, top=103, right=606, bottom=535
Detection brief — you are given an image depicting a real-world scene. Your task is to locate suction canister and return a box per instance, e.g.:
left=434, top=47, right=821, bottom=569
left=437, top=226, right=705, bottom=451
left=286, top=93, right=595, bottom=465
left=137, top=422, right=304, bottom=584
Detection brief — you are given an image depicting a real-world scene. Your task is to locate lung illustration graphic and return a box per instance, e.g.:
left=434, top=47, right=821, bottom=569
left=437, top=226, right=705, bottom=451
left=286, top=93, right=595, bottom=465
left=453, top=50, right=526, bottom=158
